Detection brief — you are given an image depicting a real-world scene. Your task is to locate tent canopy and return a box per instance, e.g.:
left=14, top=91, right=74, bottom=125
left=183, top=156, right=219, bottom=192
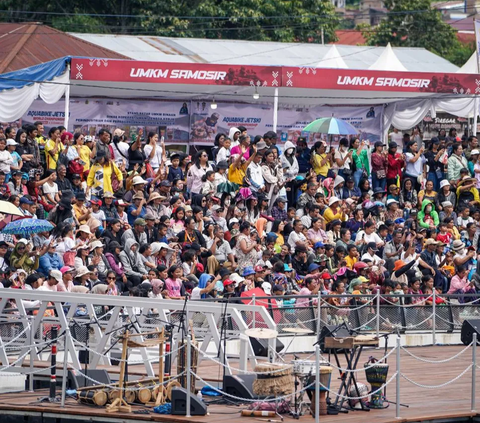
left=316, top=45, right=348, bottom=69
left=369, top=43, right=407, bottom=72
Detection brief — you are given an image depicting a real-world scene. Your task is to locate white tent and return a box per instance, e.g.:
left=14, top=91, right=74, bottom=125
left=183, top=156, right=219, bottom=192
left=458, top=52, right=478, bottom=74
left=316, top=45, right=348, bottom=69
left=369, top=43, right=407, bottom=72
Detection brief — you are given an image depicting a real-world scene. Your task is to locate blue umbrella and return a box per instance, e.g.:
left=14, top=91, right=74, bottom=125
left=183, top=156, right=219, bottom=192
left=2, top=218, right=54, bottom=236
left=303, top=117, right=358, bottom=135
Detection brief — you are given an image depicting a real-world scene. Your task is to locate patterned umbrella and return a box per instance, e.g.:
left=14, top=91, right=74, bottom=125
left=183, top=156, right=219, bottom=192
left=303, top=117, right=358, bottom=135
left=2, top=218, right=54, bottom=236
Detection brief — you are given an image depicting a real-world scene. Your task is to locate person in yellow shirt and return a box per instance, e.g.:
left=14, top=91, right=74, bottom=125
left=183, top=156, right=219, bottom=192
left=87, top=151, right=123, bottom=198
left=311, top=141, right=333, bottom=180
left=228, top=144, right=257, bottom=185
left=345, top=244, right=359, bottom=269
left=323, top=196, right=348, bottom=223
left=73, top=132, right=93, bottom=177
left=44, top=127, right=63, bottom=170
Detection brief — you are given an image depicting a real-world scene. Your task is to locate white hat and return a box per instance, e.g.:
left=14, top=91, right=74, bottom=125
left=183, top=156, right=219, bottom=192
left=75, top=266, right=90, bottom=278
left=132, top=176, right=147, bottom=185
left=386, top=199, right=398, bottom=206
left=230, top=273, right=245, bottom=287
left=229, top=218, right=239, bottom=225
left=158, top=242, right=173, bottom=251
left=442, top=201, right=453, bottom=208
left=89, top=240, right=103, bottom=251
left=439, top=180, right=450, bottom=189
left=49, top=269, right=63, bottom=283
left=262, top=282, right=272, bottom=295
left=6, top=138, right=18, bottom=146
left=471, top=149, right=480, bottom=156
left=328, top=196, right=341, bottom=207
left=78, top=225, right=92, bottom=235
left=17, top=238, right=29, bottom=245
left=333, top=175, right=345, bottom=188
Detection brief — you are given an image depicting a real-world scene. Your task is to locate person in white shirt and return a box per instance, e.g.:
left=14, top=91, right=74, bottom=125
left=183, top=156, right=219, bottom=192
left=144, top=132, right=165, bottom=171
left=355, top=221, right=384, bottom=248
left=287, top=220, right=307, bottom=252
left=246, top=153, right=265, bottom=193
left=111, top=129, right=130, bottom=169
left=0, top=138, right=13, bottom=173
left=216, top=138, right=231, bottom=163
left=361, top=242, right=385, bottom=266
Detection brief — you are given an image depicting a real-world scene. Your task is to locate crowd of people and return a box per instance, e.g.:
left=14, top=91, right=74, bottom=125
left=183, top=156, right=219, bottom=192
left=0, top=121, right=479, bottom=316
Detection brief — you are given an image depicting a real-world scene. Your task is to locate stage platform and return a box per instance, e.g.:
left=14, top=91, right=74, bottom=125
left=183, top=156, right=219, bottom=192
left=0, top=345, right=478, bottom=423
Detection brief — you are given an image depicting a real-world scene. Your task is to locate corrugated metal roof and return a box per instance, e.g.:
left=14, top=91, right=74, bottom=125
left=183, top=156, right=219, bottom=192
left=0, top=23, right=128, bottom=73
left=69, top=33, right=459, bottom=72
left=333, top=30, right=366, bottom=46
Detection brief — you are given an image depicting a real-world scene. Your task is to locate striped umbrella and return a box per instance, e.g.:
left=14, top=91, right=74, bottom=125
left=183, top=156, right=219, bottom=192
left=303, top=117, right=358, bottom=135
left=2, top=218, right=54, bottom=236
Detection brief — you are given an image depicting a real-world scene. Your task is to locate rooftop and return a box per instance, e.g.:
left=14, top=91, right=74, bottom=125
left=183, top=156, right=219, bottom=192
left=69, top=32, right=459, bottom=72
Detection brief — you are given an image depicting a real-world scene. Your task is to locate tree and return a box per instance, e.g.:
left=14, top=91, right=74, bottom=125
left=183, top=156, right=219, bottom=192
left=362, top=0, right=458, bottom=59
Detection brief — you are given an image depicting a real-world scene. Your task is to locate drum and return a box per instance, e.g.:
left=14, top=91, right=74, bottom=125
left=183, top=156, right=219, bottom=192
left=78, top=390, right=108, bottom=406
left=292, top=360, right=325, bottom=376
left=364, top=362, right=389, bottom=409
left=108, top=388, right=135, bottom=404
left=305, top=366, right=332, bottom=416
left=135, top=386, right=152, bottom=404
left=252, top=363, right=293, bottom=396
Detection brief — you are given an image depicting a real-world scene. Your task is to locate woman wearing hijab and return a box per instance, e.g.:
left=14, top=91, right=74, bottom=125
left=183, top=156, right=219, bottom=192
left=90, top=284, right=109, bottom=295
left=255, top=217, right=268, bottom=240
left=10, top=240, right=40, bottom=274
left=105, top=241, right=128, bottom=291
left=191, top=274, right=219, bottom=300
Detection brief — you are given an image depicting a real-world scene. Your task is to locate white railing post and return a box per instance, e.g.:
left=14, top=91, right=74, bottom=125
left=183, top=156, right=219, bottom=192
left=186, top=334, right=192, bottom=417
left=432, top=290, right=436, bottom=345
left=61, top=325, right=70, bottom=408
left=252, top=294, right=256, bottom=328
left=396, top=336, right=401, bottom=419
left=472, top=333, right=477, bottom=412
left=28, top=316, right=34, bottom=392
left=316, top=291, right=321, bottom=339
left=315, top=344, right=320, bottom=423
left=376, top=292, right=380, bottom=339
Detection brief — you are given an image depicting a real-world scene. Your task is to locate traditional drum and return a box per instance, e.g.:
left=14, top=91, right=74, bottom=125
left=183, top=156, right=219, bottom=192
left=78, top=390, right=108, bottom=406
left=252, top=363, right=294, bottom=396
left=305, top=365, right=332, bottom=416
left=108, top=388, right=135, bottom=404
left=364, top=359, right=389, bottom=409
left=292, top=359, right=329, bottom=376
left=134, top=383, right=152, bottom=404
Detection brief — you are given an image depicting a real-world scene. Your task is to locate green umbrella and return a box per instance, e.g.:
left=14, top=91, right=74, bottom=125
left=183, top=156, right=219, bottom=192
left=303, top=117, right=358, bottom=135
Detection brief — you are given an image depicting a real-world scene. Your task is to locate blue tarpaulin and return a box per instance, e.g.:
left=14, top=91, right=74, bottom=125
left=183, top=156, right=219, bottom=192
left=0, top=57, right=70, bottom=91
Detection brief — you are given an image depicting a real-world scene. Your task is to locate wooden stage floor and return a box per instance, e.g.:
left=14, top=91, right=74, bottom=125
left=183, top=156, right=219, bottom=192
left=0, top=345, right=479, bottom=423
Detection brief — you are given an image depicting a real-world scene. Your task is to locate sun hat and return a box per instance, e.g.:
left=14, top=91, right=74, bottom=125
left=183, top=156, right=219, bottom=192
left=328, top=196, right=341, bottom=207
left=439, top=180, right=450, bottom=189
left=75, top=266, right=90, bottom=278
left=49, top=270, right=63, bottom=283
left=132, top=176, right=147, bottom=185
left=78, top=225, right=92, bottom=235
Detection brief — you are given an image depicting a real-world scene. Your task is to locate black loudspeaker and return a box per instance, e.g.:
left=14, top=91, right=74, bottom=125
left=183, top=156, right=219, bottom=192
left=67, top=369, right=111, bottom=390
left=461, top=319, right=480, bottom=346
left=318, top=324, right=351, bottom=351
left=249, top=337, right=284, bottom=357
left=223, top=374, right=257, bottom=400
left=171, top=387, right=207, bottom=415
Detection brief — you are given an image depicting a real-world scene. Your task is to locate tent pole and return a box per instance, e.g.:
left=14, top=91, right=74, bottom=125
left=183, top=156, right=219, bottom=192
left=474, top=98, right=479, bottom=138
left=64, top=64, right=71, bottom=130
left=273, top=87, right=279, bottom=132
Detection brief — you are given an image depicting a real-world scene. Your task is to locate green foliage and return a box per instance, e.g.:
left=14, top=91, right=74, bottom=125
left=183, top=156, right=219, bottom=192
left=444, top=41, right=475, bottom=67
left=0, top=0, right=339, bottom=42
left=363, top=0, right=459, bottom=59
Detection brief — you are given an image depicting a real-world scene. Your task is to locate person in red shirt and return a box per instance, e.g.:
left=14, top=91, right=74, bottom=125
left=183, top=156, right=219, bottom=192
left=386, top=142, right=405, bottom=188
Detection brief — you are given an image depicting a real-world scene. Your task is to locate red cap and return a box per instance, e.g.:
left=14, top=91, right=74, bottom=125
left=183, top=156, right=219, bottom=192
left=321, top=272, right=332, bottom=280
left=90, top=199, right=102, bottom=206
left=354, top=261, right=368, bottom=270
left=223, top=279, right=234, bottom=287
left=254, top=265, right=264, bottom=272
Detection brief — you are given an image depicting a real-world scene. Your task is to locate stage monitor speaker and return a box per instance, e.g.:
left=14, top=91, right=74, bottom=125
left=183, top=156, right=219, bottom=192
left=318, top=324, right=351, bottom=351
left=67, top=369, right=111, bottom=390
left=461, top=319, right=480, bottom=346
left=171, top=387, right=207, bottom=415
left=223, top=374, right=256, bottom=400
left=249, top=337, right=284, bottom=357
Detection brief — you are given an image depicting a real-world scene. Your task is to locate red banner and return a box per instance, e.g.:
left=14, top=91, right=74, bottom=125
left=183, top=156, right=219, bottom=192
left=71, top=58, right=281, bottom=87
left=282, top=67, right=480, bottom=94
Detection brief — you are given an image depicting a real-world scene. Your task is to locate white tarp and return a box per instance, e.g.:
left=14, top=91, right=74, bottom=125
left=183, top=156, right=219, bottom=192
left=458, top=52, right=477, bottom=74
left=369, top=43, right=407, bottom=72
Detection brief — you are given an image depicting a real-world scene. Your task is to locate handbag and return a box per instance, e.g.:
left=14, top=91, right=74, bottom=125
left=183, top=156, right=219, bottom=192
left=145, top=162, right=155, bottom=179
left=68, top=159, right=84, bottom=175
left=435, top=168, right=443, bottom=180
left=110, top=162, right=121, bottom=191
left=376, top=169, right=387, bottom=179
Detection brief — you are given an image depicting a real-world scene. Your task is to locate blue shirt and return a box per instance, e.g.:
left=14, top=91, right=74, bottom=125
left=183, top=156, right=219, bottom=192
left=127, top=205, right=146, bottom=226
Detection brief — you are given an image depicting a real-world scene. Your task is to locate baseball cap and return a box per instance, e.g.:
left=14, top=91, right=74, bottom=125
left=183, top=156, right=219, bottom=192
left=223, top=279, right=234, bottom=287
left=273, top=284, right=284, bottom=292
left=389, top=142, right=398, bottom=148
left=308, top=263, right=320, bottom=273
left=254, top=265, right=265, bottom=273
left=284, top=263, right=293, bottom=272
left=134, top=218, right=146, bottom=226
left=6, top=139, right=17, bottom=146
left=90, top=199, right=102, bottom=206
left=219, top=268, right=232, bottom=278
left=367, top=242, right=378, bottom=251
left=262, top=282, right=272, bottom=295
left=321, top=272, right=332, bottom=280
left=314, top=242, right=325, bottom=249
left=19, top=196, right=34, bottom=205
left=242, top=267, right=255, bottom=277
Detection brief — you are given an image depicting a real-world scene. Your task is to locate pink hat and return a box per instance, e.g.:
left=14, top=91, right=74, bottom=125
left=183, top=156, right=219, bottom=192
left=60, top=266, right=74, bottom=274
